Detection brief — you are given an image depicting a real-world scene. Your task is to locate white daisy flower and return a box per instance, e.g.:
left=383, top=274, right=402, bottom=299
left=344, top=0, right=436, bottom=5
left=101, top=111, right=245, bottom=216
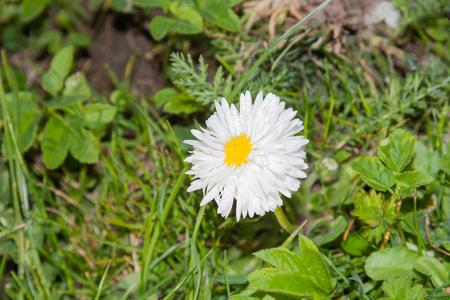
left=184, top=91, right=309, bottom=221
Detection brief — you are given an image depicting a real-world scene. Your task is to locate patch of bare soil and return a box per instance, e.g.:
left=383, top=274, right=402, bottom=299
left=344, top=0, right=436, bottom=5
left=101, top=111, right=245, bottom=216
left=78, top=12, right=164, bottom=97
left=4, top=6, right=165, bottom=98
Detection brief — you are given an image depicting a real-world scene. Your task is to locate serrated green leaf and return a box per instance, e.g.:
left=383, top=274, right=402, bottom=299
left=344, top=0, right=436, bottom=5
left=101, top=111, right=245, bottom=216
left=438, top=154, right=450, bottom=175
left=2, top=92, right=40, bottom=156
left=382, top=276, right=426, bottom=300
left=351, top=189, right=399, bottom=244
left=149, top=16, right=175, bottom=41
left=248, top=269, right=329, bottom=299
left=351, top=156, right=395, bottom=191
left=413, top=257, right=449, bottom=288
left=362, top=221, right=386, bottom=244
left=69, top=129, right=98, bottom=164
left=412, top=141, right=440, bottom=175
left=383, top=196, right=400, bottom=225
left=82, top=103, right=117, bottom=129
left=378, top=129, right=416, bottom=172
left=395, top=171, right=434, bottom=194
left=42, top=46, right=74, bottom=95
left=20, top=0, right=49, bottom=23
left=197, top=0, right=241, bottom=31
left=41, top=117, right=71, bottom=169
left=309, top=215, right=348, bottom=246
left=249, top=236, right=333, bottom=299
left=352, top=189, right=382, bottom=225
left=365, top=248, right=420, bottom=281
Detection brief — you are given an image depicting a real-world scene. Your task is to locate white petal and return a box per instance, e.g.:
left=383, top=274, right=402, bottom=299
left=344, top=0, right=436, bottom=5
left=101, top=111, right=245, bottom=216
left=184, top=90, right=309, bottom=221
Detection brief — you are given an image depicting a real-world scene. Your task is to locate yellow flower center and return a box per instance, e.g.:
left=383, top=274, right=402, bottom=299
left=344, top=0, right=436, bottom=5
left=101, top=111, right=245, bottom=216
left=224, top=134, right=253, bottom=168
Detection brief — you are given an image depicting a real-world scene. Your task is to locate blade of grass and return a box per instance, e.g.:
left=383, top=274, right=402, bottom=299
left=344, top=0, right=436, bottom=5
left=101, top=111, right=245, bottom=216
left=228, top=0, right=331, bottom=102
left=140, top=190, right=162, bottom=294
left=224, top=250, right=231, bottom=298
left=163, top=249, right=213, bottom=300
left=94, top=262, right=111, bottom=300
left=322, top=58, right=335, bottom=152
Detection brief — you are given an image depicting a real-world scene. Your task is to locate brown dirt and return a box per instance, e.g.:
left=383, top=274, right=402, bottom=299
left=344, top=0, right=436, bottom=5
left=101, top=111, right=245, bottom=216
left=77, top=12, right=165, bottom=97
left=4, top=6, right=165, bottom=99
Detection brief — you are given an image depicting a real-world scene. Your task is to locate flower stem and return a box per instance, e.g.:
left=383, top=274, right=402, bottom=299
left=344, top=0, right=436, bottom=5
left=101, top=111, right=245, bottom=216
left=274, top=207, right=295, bottom=233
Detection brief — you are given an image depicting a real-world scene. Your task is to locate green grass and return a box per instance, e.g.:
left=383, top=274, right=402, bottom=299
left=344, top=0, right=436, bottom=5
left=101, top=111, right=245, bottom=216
left=1, top=0, right=449, bottom=299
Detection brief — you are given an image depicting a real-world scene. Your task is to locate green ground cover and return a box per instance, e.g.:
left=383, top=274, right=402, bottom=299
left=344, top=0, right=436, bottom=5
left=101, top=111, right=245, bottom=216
left=0, top=0, right=449, bottom=299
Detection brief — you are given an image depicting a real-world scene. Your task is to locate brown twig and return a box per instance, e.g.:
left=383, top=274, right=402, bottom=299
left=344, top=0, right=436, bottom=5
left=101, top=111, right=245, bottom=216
left=425, top=211, right=450, bottom=256
left=380, top=231, right=390, bottom=249
left=343, top=218, right=355, bottom=241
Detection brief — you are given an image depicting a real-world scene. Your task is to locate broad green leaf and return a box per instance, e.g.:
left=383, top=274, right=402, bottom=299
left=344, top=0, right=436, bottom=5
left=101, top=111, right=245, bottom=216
left=69, top=129, right=98, bottom=164
left=41, top=117, right=71, bottom=169
left=44, top=95, right=87, bottom=108
left=149, top=16, right=175, bottom=41
left=309, top=215, right=348, bottom=246
left=196, top=0, right=241, bottom=31
left=248, top=269, right=329, bottom=299
left=395, top=171, right=434, bottom=195
left=2, top=92, right=40, bottom=155
left=43, top=72, right=94, bottom=107
left=67, top=32, right=91, bottom=48
left=63, top=72, right=91, bottom=100
left=20, top=0, right=49, bottom=23
left=42, top=46, right=74, bottom=95
left=412, top=141, right=440, bottom=175
left=341, top=233, right=373, bottom=256
left=297, top=235, right=333, bottom=291
left=154, top=88, right=179, bottom=108
left=365, top=248, right=420, bottom=281
left=163, top=94, right=199, bottom=114
left=438, top=154, right=450, bottom=175
left=82, top=103, right=117, bottom=129
left=170, top=4, right=203, bottom=34
left=381, top=276, right=426, bottom=300
left=111, top=0, right=133, bottom=12
left=215, top=274, right=248, bottom=285
left=351, top=156, right=395, bottom=191
left=230, top=295, right=259, bottom=300
left=378, top=129, right=416, bottom=172
left=132, top=0, right=170, bottom=7
left=254, top=248, right=304, bottom=273
left=413, top=257, right=449, bottom=288
left=352, top=189, right=382, bottom=226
